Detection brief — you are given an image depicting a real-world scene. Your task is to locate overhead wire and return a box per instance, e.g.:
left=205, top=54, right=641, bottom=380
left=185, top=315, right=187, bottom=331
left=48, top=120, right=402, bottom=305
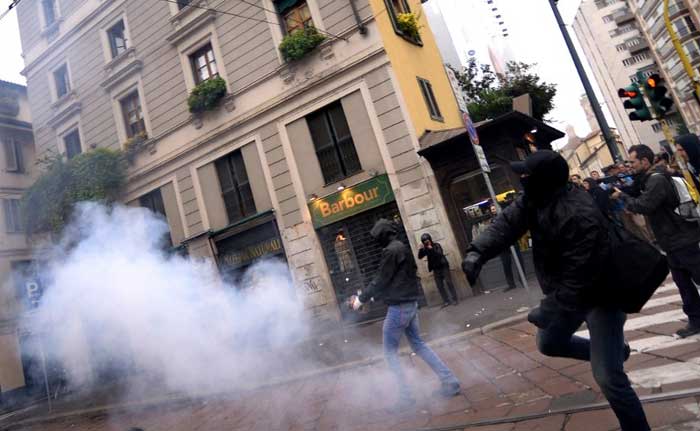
left=159, top=0, right=347, bottom=41
left=0, top=0, right=22, bottom=23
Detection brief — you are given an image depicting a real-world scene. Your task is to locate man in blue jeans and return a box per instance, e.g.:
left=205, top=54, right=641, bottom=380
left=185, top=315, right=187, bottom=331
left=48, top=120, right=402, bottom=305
left=463, top=151, right=649, bottom=431
left=350, top=219, right=461, bottom=409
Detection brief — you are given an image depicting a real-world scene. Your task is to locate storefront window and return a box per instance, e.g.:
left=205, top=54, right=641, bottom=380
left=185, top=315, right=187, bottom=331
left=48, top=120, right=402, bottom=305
left=334, top=229, right=355, bottom=272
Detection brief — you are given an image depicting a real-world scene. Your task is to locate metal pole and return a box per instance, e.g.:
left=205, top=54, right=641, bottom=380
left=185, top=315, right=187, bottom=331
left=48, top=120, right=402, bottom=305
left=37, top=334, right=52, bottom=413
left=548, top=0, right=623, bottom=162
left=663, top=0, right=700, bottom=104
left=482, top=174, right=531, bottom=298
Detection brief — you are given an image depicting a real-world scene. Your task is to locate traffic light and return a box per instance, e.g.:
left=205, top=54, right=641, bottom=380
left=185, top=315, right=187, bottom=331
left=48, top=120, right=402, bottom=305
left=618, top=83, right=652, bottom=122
left=644, top=74, right=674, bottom=117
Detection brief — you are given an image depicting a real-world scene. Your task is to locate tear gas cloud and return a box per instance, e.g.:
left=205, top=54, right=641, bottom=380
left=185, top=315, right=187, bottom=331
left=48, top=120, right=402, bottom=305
left=25, top=202, right=308, bottom=398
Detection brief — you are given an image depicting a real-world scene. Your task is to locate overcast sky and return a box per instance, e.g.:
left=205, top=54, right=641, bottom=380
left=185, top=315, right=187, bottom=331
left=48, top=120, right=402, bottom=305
left=0, top=0, right=605, bottom=145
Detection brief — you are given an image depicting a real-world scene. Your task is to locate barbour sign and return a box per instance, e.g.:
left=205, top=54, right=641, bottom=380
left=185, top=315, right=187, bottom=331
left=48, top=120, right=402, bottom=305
left=309, top=175, right=395, bottom=228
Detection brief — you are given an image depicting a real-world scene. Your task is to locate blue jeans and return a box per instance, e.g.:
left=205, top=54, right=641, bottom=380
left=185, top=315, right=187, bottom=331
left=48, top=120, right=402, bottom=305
left=383, top=302, right=458, bottom=398
left=536, top=306, right=649, bottom=431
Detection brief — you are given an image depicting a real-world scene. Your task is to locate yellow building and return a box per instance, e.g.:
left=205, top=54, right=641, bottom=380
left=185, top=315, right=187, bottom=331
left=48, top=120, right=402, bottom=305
left=562, top=127, right=626, bottom=178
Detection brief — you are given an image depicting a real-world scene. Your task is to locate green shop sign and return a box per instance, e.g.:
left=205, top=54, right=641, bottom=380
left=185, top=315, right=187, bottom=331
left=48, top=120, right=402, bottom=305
left=309, top=174, right=395, bottom=228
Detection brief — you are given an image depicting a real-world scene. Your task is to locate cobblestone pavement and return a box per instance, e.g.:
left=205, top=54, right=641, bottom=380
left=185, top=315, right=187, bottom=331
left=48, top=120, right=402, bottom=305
left=6, top=280, right=700, bottom=431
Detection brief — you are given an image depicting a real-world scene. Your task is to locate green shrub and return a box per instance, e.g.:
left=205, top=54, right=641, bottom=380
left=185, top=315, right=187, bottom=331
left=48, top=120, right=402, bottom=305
left=22, top=148, right=127, bottom=234
left=279, top=27, right=326, bottom=62
left=187, top=76, right=227, bottom=114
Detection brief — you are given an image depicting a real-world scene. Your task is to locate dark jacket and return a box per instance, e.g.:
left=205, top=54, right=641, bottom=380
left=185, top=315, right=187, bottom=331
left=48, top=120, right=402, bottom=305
left=585, top=179, right=611, bottom=217
left=620, top=166, right=700, bottom=252
left=359, top=220, right=421, bottom=305
left=470, top=186, right=610, bottom=311
left=418, top=234, right=448, bottom=272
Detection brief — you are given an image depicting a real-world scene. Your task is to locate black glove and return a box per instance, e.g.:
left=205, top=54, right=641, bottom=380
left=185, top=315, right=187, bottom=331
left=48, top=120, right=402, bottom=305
left=461, top=251, right=483, bottom=285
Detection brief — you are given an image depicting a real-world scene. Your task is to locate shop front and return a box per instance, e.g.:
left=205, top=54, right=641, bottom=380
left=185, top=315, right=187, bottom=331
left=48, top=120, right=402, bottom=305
left=418, top=112, right=565, bottom=291
left=308, top=174, right=424, bottom=323
left=211, top=211, right=287, bottom=287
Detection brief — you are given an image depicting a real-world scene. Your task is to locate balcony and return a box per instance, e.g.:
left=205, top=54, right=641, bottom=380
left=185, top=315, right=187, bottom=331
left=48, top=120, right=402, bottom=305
left=626, top=37, right=649, bottom=54
left=613, top=8, right=635, bottom=25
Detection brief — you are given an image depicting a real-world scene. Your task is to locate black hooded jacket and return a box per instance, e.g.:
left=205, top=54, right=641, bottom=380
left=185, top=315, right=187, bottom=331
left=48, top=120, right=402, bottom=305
left=471, top=187, right=610, bottom=310
left=418, top=233, right=449, bottom=272
left=471, top=151, right=611, bottom=311
left=584, top=178, right=611, bottom=217
left=359, top=219, right=421, bottom=305
left=677, top=134, right=700, bottom=174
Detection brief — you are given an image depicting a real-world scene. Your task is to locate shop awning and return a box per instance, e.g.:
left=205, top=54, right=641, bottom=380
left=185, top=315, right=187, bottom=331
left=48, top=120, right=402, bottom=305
left=418, top=111, right=565, bottom=157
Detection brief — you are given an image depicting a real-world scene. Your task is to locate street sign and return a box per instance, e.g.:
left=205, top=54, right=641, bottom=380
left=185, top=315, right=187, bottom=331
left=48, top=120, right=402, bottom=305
left=473, top=142, right=490, bottom=173
left=463, top=112, right=480, bottom=146
left=446, top=67, right=469, bottom=114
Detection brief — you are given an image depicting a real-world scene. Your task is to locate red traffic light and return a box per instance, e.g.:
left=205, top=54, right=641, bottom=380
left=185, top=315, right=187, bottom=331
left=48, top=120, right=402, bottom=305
left=618, top=88, right=638, bottom=98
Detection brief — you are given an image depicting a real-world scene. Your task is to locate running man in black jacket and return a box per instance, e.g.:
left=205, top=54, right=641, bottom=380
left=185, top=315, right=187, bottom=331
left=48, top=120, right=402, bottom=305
left=462, top=151, right=648, bottom=431
left=350, top=219, right=461, bottom=409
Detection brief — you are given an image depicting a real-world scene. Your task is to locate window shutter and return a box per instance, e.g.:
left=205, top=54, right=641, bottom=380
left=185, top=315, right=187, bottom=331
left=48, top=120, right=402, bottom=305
left=308, top=112, right=343, bottom=183
left=328, top=104, right=361, bottom=175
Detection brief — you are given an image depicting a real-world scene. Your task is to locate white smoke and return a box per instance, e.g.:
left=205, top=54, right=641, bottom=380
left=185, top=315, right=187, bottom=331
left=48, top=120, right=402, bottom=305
left=25, top=202, right=307, bottom=399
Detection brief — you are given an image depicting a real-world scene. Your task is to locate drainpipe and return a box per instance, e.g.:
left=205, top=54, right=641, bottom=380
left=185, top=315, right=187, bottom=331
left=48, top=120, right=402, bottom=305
left=349, top=0, right=367, bottom=35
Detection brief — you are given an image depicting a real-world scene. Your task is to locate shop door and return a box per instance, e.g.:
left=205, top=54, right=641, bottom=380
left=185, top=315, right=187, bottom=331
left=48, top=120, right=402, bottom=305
left=318, top=202, right=424, bottom=323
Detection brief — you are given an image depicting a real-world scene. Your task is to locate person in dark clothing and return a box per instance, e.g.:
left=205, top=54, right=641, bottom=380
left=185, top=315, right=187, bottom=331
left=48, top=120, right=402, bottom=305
left=463, top=151, right=649, bottom=431
left=676, top=134, right=700, bottom=191
left=583, top=177, right=611, bottom=217
left=350, top=219, right=461, bottom=409
left=418, top=233, right=458, bottom=307
left=612, top=144, right=700, bottom=338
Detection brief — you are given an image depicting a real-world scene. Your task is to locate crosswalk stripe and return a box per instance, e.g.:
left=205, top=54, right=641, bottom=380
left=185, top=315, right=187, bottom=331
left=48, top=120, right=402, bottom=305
left=642, top=293, right=682, bottom=310
left=629, top=334, right=700, bottom=353
left=655, top=284, right=679, bottom=295
left=575, top=309, right=687, bottom=338
left=628, top=357, right=700, bottom=388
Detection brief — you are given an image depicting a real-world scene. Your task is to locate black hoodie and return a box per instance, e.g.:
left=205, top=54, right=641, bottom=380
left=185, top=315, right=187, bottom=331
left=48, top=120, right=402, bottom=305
left=677, top=134, right=700, bottom=174
left=418, top=233, right=449, bottom=272
left=359, top=219, right=421, bottom=305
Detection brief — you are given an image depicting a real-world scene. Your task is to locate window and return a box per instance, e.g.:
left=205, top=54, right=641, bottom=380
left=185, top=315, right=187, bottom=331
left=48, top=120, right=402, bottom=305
left=42, top=0, right=57, bottom=26
left=53, top=65, right=70, bottom=99
left=107, top=20, right=127, bottom=59
left=3, top=138, right=23, bottom=173
left=283, top=1, right=313, bottom=34
left=138, top=188, right=172, bottom=247
left=63, top=130, right=82, bottom=159
left=139, top=189, right=166, bottom=217
left=685, top=39, right=700, bottom=59
left=177, top=0, right=190, bottom=9
left=189, top=44, right=218, bottom=84
left=120, top=91, right=146, bottom=138
left=4, top=199, right=23, bottom=233
left=215, top=150, right=256, bottom=224
left=418, top=77, right=442, bottom=121
left=603, top=14, right=614, bottom=23
left=307, top=102, right=361, bottom=184
left=384, top=0, right=421, bottom=43
left=616, top=43, right=628, bottom=51
left=622, top=51, right=650, bottom=66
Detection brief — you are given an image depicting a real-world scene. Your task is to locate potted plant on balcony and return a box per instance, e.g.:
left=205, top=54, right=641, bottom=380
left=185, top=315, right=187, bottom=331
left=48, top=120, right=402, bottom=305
left=279, top=27, right=326, bottom=62
left=396, top=12, right=422, bottom=41
left=187, top=76, right=228, bottom=115
left=123, top=131, right=148, bottom=162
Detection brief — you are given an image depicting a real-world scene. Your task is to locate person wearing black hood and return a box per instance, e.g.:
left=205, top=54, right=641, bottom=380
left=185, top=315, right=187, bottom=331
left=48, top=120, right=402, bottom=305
left=676, top=134, right=700, bottom=191
left=418, top=233, right=458, bottom=307
left=350, top=219, right=461, bottom=409
left=462, top=151, right=650, bottom=431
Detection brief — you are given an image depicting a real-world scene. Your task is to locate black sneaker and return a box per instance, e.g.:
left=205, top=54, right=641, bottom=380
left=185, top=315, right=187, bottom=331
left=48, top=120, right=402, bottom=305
left=433, top=381, right=461, bottom=398
left=676, top=324, right=700, bottom=339
left=624, top=342, right=631, bottom=362
left=440, top=302, right=450, bottom=309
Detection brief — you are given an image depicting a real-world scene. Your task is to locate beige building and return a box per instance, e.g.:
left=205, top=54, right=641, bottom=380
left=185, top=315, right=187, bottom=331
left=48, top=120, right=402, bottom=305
left=14, top=0, right=477, bottom=392
left=562, top=126, right=624, bottom=179
left=0, top=81, right=36, bottom=396
left=574, top=0, right=667, bottom=151
left=627, top=0, right=700, bottom=136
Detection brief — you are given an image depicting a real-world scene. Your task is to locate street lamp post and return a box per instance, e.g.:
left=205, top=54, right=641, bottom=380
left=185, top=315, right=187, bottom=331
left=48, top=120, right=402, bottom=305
left=548, top=0, right=624, bottom=162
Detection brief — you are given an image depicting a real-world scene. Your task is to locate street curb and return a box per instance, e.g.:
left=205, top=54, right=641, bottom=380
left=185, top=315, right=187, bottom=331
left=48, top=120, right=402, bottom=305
left=0, top=312, right=531, bottom=429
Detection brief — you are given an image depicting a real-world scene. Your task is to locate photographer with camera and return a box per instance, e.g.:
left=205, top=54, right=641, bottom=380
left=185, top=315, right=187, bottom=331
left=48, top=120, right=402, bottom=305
left=612, top=144, right=700, bottom=338
left=463, top=151, right=652, bottom=431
